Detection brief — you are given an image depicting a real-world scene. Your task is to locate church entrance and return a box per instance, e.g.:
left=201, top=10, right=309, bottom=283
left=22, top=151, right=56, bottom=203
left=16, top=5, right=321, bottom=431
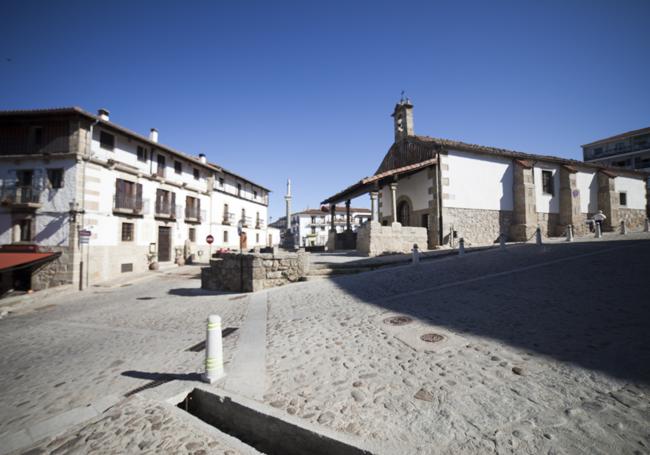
left=397, top=200, right=410, bottom=226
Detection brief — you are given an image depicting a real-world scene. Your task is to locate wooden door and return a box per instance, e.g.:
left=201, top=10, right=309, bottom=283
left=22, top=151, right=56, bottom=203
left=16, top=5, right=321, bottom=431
left=158, top=226, right=171, bottom=262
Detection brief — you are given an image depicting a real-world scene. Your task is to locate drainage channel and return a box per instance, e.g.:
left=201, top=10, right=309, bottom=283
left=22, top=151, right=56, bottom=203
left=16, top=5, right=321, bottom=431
left=177, top=388, right=373, bottom=455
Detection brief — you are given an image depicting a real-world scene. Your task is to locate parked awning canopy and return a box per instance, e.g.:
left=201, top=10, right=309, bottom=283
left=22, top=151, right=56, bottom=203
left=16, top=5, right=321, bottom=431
left=0, top=252, right=58, bottom=273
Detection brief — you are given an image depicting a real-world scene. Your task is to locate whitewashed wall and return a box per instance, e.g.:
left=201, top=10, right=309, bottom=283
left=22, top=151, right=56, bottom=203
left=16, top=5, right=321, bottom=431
left=394, top=169, right=431, bottom=211
left=0, top=158, right=76, bottom=246
left=444, top=150, right=514, bottom=211
left=533, top=164, right=560, bottom=214
left=575, top=170, right=598, bottom=214
left=616, top=176, right=647, bottom=210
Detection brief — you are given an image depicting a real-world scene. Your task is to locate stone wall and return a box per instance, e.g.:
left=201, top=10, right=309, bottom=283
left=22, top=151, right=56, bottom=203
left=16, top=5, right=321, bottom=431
left=356, top=221, right=427, bottom=257
left=201, top=249, right=310, bottom=292
left=442, top=207, right=512, bottom=245
left=618, top=208, right=647, bottom=231
left=32, top=246, right=73, bottom=291
left=537, top=213, right=561, bottom=238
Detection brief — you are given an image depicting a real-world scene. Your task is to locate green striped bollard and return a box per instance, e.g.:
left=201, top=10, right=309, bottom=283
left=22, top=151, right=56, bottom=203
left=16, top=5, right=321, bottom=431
left=202, top=314, right=224, bottom=384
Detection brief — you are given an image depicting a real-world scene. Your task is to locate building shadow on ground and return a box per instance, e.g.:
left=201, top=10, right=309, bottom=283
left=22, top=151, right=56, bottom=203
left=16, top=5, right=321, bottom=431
left=121, top=370, right=202, bottom=382
left=328, top=239, right=650, bottom=384
left=168, top=288, right=230, bottom=297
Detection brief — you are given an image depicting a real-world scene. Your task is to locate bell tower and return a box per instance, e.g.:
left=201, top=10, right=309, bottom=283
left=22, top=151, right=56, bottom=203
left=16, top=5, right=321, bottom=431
left=391, top=96, right=414, bottom=143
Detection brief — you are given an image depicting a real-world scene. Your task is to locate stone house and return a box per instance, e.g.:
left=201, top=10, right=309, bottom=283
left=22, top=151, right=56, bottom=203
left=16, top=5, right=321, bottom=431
left=322, top=100, right=649, bottom=251
left=0, top=107, right=272, bottom=291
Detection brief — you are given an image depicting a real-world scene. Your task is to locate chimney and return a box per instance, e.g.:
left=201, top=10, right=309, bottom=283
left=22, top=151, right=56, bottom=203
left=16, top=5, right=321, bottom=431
left=198, top=153, right=207, bottom=164
left=97, top=108, right=110, bottom=121
left=149, top=128, right=158, bottom=143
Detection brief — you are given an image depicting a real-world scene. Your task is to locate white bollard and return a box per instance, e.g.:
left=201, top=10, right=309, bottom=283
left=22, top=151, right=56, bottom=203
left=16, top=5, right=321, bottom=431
left=458, top=238, right=465, bottom=256
left=620, top=220, right=627, bottom=235
left=535, top=227, right=542, bottom=246
left=645, top=218, right=649, bottom=232
left=595, top=222, right=602, bottom=238
left=411, top=244, right=420, bottom=265
left=202, top=314, right=224, bottom=384
left=499, top=233, right=506, bottom=251
left=566, top=225, right=573, bottom=242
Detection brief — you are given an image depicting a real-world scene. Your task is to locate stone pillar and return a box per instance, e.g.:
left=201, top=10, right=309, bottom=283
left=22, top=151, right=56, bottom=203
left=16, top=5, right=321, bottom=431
left=345, top=200, right=351, bottom=231
left=390, top=183, right=398, bottom=223
left=369, top=192, right=378, bottom=221
left=330, top=204, right=336, bottom=232
left=597, top=171, right=618, bottom=231
left=559, top=166, right=583, bottom=236
left=510, top=160, right=537, bottom=241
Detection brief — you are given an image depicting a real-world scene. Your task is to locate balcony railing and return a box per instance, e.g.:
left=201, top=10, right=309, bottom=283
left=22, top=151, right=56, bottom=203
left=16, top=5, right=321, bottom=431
left=241, top=215, right=253, bottom=228
left=155, top=201, right=176, bottom=218
left=0, top=185, right=42, bottom=205
left=114, top=194, right=143, bottom=213
left=255, top=219, right=265, bottom=229
left=222, top=212, right=235, bottom=225
left=185, top=205, right=201, bottom=221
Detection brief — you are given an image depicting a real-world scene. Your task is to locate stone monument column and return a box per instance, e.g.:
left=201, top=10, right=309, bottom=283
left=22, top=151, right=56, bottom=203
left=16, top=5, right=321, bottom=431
left=283, top=178, right=293, bottom=247
left=345, top=200, right=352, bottom=231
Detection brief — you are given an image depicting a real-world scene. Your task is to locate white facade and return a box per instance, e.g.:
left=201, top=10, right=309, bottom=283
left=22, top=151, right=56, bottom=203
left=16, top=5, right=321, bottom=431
left=444, top=150, right=514, bottom=211
left=0, top=107, right=272, bottom=287
left=290, top=208, right=371, bottom=247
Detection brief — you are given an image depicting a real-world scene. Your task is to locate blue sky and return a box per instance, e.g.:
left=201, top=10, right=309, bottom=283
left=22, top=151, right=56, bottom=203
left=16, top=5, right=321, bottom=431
left=2, top=0, right=649, bottom=221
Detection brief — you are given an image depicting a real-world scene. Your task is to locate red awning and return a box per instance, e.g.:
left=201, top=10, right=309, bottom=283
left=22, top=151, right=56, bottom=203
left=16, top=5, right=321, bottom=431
left=0, top=252, right=57, bottom=272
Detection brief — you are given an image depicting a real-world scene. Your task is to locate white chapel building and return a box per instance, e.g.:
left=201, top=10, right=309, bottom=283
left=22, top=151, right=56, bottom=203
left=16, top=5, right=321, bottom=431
left=322, top=100, right=649, bottom=253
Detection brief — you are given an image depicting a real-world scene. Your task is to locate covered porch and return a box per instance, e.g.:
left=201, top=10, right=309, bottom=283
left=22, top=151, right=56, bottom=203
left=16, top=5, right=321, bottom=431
left=321, top=158, right=437, bottom=255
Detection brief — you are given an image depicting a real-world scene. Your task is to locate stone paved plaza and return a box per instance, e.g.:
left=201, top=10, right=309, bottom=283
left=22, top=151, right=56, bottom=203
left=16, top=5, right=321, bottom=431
left=1, top=234, right=650, bottom=454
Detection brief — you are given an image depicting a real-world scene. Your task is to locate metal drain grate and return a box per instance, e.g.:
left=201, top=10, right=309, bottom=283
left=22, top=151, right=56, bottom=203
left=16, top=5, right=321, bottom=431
left=186, top=328, right=239, bottom=352
left=383, top=316, right=413, bottom=326
left=420, top=333, right=444, bottom=343
left=124, top=379, right=171, bottom=397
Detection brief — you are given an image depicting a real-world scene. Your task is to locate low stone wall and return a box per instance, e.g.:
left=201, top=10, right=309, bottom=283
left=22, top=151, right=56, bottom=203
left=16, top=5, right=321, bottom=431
left=201, top=249, right=310, bottom=292
left=32, top=246, right=73, bottom=291
left=618, top=208, right=647, bottom=231
left=443, top=207, right=512, bottom=245
left=356, top=221, right=427, bottom=257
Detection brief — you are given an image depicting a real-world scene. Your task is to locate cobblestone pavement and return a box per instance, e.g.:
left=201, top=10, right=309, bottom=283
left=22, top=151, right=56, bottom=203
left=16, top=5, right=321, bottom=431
left=11, top=395, right=241, bottom=455
left=264, top=236, right=650, bottom=454
left=0, top=266, right=248, bottom=439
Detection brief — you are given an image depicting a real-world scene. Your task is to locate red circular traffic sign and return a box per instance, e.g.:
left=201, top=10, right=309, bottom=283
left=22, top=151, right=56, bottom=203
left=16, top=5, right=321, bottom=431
left=206, top=234, right=214, bottom=244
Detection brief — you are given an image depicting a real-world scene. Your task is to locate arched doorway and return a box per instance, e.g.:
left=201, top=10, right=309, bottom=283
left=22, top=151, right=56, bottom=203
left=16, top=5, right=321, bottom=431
left=397, top=200, right=410, bottom=226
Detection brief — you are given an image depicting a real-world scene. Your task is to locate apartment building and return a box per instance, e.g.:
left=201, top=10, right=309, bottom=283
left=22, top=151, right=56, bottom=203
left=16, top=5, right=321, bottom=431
left=582, top=126, right=650, bottom=173
left=289, top=207, right=371, bottom=247
left=0, top=107, right=271, bottom=291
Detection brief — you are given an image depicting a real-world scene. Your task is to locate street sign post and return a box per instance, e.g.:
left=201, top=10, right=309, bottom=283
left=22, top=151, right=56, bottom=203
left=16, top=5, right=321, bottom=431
left=206, top=234, right=214, bottom=258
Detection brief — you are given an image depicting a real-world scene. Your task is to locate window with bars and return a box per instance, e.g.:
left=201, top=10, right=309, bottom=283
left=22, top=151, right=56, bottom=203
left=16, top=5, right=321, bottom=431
left=541, top=170, right=554, bottom=195
left=121, top=223, right=134, bottom=241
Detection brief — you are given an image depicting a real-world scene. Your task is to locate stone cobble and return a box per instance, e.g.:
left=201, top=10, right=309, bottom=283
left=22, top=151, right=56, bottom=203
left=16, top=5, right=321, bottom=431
left=264, top=236, right=650, bottom=454
left=0, top=267, right=248, bottom=438
left=12, top=395, right=241, bottom=455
